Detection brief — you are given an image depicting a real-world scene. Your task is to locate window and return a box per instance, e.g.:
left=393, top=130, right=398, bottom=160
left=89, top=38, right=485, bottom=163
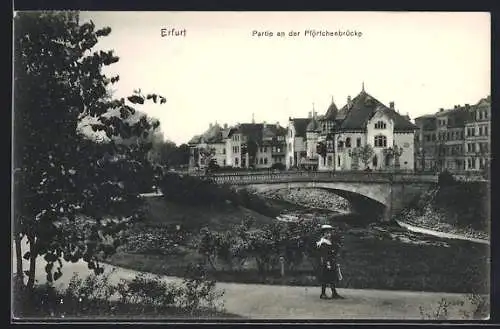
left=425, top=135, right=430, bottom=142
left=485, top=111, right=489, bottom=119
left=479, top=126, right=483, bottom=136
left=374, top=135, right=387, bottom=147
left=432, top=134, right=436, bottom=141
left=356, top=138, right=361, bottom=147
left=223, top=148, right=226, bottom=155
left=259, top=158, right=263, bottom=164
left=264, top=158, right=268, bottom=165
left=338, top=140, right=344, bottom=149
left=235, top=158, right=239, bottom=166
left=338, top=155, right=341, bottom=166
left=327, top=156, right=333, bottom=166
left=223, top=159, right=226, bottom=166
left=345, top=137, right=351, bottom=148
left=375, top=121, right=386, bottom=129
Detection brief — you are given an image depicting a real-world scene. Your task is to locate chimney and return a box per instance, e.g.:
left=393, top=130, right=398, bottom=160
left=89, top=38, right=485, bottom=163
left=224, top=123, right=228, bottom=129
left=263, top=121, right=267, bottom=128
left=389, top=101, right=395, bottom=110
left=276, top=121, right=280, bottom=128
left=308, top=111, right=312, bottom=118
left=347, top=95, right=352, bottom=108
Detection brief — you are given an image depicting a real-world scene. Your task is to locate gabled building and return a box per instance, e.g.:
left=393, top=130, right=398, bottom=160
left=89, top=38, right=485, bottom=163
left=188, top=122, right=229, bottom=169
left=226, top=122, right=287, bottom=168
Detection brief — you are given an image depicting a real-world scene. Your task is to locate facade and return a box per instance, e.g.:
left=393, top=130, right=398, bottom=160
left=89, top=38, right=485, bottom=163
left=189, top=121, right=287, bottom=170
left=290, top=86, right=417, bottom=172
left=286, top=118, right=309, bottom=169
left=465, top=96, right=491, bottom=172
left=414, top=115, right=437, bottom=171
left=188, top=122, right=229, bottom=170
left=414, top=95, right=490, bottom=174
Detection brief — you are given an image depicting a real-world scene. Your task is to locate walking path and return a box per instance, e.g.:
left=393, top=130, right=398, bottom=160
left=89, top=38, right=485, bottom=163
left=396, top=221, right=490, bottom=245
left=12, top=240, right=479, bottom=320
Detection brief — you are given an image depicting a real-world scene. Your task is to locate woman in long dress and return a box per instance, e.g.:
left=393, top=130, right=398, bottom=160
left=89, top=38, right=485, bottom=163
left=316, top=225, right=343, bottom=299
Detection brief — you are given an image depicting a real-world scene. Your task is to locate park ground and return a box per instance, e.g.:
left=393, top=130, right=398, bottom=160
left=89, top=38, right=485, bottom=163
left=12, top=243, right=482, bottom=320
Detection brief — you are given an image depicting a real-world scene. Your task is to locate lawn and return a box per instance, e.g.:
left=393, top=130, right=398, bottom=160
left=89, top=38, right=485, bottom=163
left=107, top=197, right=490, bottom=294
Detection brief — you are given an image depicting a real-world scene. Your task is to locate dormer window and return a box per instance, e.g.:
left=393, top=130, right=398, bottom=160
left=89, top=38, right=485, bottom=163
left=374, top=121, right=386, bottom=129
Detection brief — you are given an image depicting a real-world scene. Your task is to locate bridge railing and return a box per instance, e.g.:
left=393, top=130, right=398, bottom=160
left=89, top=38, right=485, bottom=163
left=205, top=171, right=438, bottom=184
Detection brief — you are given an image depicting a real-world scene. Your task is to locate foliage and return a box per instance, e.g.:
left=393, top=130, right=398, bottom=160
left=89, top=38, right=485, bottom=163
left=13, top=268, right=226, bottom=318
left=316, top=142, right=327, bottom=158
left=438, top=170, right=456, bottom=187
left=419, top=293, right=490, bottom=320
left=351, top=144, right=374, bottom=169
left=270, top=162, right=286, bottom=170
left=158, top=174, right=279, bottom=217
left=13, top=11, right=165, bottom=290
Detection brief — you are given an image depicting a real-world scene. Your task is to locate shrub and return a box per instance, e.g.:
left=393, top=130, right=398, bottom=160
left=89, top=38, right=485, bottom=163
left=438, top=170, right=456, bottom=187
left=270, top=163, right=286, bottom=171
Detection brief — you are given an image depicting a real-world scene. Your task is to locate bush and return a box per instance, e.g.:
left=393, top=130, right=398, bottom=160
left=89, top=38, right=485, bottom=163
left=14, top=266, right=225, bottom=318
left=438, top=170, right=456, bottom=187
left=270, top=163, right=286, bottom=171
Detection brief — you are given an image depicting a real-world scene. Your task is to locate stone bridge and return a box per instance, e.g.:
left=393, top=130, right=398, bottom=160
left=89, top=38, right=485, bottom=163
left=204, top=171, right=438, bottom=221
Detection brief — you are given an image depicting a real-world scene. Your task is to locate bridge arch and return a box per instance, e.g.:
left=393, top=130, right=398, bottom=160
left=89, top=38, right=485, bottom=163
left=245, top=182, right=391, bottom=221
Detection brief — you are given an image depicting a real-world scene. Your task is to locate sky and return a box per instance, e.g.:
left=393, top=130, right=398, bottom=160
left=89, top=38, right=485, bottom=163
left=79, top=11, right=491, bottom=145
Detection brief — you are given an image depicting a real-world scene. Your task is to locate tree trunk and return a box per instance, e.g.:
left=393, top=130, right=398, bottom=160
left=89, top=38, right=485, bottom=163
left=26, top=236, right=37, bottom=291
left=14, top=234, right=24, bottom=288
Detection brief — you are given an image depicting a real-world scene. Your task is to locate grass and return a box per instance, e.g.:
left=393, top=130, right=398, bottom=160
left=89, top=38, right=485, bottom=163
left=103, top=191, right=490, bottom=295
left=142, top=196, right=278, bottom=231
left=108, top=237, right=489, bottom=294
left=108, top=198, right=490, bottom=294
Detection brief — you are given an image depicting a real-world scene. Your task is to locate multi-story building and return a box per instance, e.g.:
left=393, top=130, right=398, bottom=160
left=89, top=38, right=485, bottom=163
left=465, top=96, right=491, bottom=172
left=414, top=115, right=437, bottom=171
left=188, top=122, right=229, bottom=169
left=435, top=106, right=468, bottom=172
left=290, top=85, right=417, bottom=172
left=286, top=117, right=309, bottom=169
left=189, top=121, right=287, bottom=170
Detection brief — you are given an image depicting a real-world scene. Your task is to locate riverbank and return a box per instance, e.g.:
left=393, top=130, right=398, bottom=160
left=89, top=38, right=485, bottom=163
left=105, top=193, right=489, bottom=294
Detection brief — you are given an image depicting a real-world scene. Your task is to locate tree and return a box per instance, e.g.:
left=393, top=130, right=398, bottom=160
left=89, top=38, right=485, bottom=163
left=198, top=147, right=216, bottom=170
left=13, top=11, right=166, bottom=292
left=246, top=140, right=258, bottom=167
left=316, top=142, right=327, bottom=158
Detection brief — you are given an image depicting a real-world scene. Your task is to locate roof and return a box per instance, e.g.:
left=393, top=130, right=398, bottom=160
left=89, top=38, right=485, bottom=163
left=290, top=118, right=310, bottom=138
left=227, top=123, right=286, bottom=144
left=337, top=90, right=416, bottom=131
left=188, top=123, right=226, bottom=145
left=323, top=100, right=339, bottom=120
